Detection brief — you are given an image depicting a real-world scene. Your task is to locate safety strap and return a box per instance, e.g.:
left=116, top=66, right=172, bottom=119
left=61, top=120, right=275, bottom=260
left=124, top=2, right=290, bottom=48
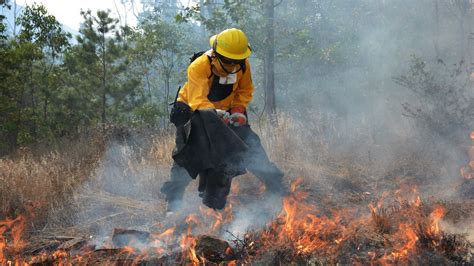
left=170, top=86, right=181, bottom=106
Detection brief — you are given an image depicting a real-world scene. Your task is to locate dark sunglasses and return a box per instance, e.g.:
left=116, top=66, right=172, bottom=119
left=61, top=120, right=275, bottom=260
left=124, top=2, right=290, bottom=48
left=217, top=54, right=244, bottom=65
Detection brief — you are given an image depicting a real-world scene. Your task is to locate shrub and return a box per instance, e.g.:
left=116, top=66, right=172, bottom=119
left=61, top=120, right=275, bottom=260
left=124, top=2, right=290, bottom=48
left=394, top=56, right=474, bottom=143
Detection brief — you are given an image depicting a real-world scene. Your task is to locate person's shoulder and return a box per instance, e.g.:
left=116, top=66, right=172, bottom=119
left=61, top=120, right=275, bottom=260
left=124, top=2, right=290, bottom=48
left=190, top=50, right=212, bottom=68
left=188, top=50, right=211, bottom=76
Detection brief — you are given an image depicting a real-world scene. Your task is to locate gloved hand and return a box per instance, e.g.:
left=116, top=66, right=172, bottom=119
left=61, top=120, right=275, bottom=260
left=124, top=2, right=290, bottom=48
left=216, top=109, right=230, bottom=124
left=229, top=106, right=247, bottom=126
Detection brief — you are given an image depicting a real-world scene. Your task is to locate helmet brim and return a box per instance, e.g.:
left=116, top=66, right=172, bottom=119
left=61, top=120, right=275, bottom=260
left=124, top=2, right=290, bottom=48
left=209, top=35, right=252, bottom=60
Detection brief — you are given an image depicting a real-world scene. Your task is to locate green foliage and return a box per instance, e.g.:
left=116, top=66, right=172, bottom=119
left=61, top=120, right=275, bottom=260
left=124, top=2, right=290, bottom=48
left=130, top=102, right=164, bottom=127
left=71, top=9, right=141, bottom=125
left=1, top=0, right=471, bottom=155
left=127, top=13, right=198, bottom=122
left=177, top=0, right=330, bottom=113
left=0, top=3, right=72, bottom=153
left=0, top=1, right=9, bottom=40
left=175, top=4, right=200, bottom=24
left=17, top=3, right=71, bottom=56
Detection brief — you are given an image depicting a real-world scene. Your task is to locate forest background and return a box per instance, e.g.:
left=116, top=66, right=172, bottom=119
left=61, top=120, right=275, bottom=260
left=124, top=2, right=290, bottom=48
left=1, top=0, right=473, bottom=156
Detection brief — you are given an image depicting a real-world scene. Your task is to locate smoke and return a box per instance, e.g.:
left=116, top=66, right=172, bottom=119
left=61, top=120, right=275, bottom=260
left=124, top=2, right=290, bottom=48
left=269, top=0, right=467, bottom=134
left=224, top=193, right=283, bottom=239
left=65, top=136, right=165, bottom=245
left=441, top=220, right=474, bottom=243
left=256, top=0, right=473, bottom=199
left=56, top=127, right=289, bottom=250
left=47, top=0, right=472, bottom=250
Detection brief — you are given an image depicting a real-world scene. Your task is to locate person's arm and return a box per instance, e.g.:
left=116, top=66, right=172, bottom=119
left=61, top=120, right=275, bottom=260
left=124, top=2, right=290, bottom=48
left=229, top=59, right=253, bottom=126
left=186, top=61, right=215, bottom=111
left=232, top=59, right=254, bottom=110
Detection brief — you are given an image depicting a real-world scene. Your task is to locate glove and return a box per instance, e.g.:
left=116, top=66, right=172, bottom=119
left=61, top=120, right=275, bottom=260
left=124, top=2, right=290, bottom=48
left=216, top=109, right=230, bottom=124
left=229, top=106, right=247, bottom=126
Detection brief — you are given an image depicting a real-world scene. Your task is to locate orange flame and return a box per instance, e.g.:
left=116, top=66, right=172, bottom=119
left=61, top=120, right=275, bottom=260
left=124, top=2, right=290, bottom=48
left=389, top=223, right=419, bottom=260
left=199, top=203, right=234, bottom=234
left=428, top=206, right=445, bottom=236
left=461, top=131, right=474, bottom=180
left=258, top=179, right=357, bottom=257
left=0, top=215, right=26, bottom=264
left=0, top=176, right=457, bottom=264
left=180, top=215, right=200, bottom=264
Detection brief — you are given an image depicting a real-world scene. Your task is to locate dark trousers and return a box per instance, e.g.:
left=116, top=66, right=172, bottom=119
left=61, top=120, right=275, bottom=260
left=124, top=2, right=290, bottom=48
left=160, top=125, right=284, bottom=209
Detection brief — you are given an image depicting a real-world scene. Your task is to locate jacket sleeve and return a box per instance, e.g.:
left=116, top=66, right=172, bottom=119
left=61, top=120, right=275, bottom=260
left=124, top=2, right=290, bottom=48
left=186, top=61, right=215, bottom=111
left=232, top=59, right=254, bottom=109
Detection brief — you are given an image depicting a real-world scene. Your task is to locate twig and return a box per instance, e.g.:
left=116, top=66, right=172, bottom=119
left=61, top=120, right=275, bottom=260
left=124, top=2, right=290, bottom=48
left=225, top=230, right=250, bottom=260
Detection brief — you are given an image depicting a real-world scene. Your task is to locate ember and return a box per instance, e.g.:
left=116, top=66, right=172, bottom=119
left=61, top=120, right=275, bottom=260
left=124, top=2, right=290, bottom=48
left=1, top=144, right=474, bottom=265
left=1, top=176, right=473, bottom=265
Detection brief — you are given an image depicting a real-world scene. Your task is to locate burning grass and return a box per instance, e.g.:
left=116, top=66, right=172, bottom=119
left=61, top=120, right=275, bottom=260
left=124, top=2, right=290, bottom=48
left=1, top=180, right=472, bottom=265
left=0, top=116, right=473, bottom=264
left=243, top=181, right=472, bottom=264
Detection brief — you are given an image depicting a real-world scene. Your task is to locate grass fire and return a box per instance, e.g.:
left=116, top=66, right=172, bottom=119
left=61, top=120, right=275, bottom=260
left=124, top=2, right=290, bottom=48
left=0, top=125, right=473, bottom=264
left=1, top=0, right=474, bottom=265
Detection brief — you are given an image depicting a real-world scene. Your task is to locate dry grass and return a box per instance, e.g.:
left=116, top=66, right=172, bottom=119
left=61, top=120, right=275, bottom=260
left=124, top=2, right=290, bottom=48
left=0, top=113, right=470, bottom=248
left=0, top=113, right=473, bottom=265
left=257, top=113, right=448, bottom=197
left=0, top=132, right=106, bottom=222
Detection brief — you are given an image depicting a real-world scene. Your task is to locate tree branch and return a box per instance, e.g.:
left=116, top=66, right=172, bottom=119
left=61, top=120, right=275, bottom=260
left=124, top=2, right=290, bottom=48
left=274, top=0, right=284, bottom=8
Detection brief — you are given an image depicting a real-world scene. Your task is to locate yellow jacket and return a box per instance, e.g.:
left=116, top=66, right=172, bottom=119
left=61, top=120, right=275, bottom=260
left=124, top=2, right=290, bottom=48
left=177, top=50, right=254, bottom=111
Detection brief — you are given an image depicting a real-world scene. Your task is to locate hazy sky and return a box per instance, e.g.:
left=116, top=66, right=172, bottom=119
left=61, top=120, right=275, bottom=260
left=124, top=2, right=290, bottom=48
left=21, top=0, right=142, bottom=30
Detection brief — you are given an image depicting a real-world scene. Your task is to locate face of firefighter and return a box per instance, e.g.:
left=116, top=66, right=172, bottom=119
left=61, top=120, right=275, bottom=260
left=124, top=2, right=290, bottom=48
left=211, top=57, right=236, bottom=77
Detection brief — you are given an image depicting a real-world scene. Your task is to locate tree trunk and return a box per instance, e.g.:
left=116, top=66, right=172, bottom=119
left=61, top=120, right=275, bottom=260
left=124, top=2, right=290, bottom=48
left=164, top=72, right=170, bottom=128
left=460, top=13, right=466, bottom=63
left=7, top=128, right=18, bottom=154
left=264, top=0, right=276, bottom=120
left=101, top=32, right=107, bottom=125
left=433, top=0, right=440, bottom=59
left=29, top=64, right=37, bottom=142
left=5, top=98, right=22, bottom=154
left=200, top=0, right=207, bottom=38
left=469, top=1, right=474, bottom=75
left=13, top=0, right=17, bottom=37
left=455, top=0, right=470, bottom=71
left=43, top=97, right=48, bottom=123
left=142, top=62, right=153, bottom=99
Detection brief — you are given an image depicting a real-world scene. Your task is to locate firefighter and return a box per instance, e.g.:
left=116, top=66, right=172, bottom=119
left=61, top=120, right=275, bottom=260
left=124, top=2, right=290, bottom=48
left=161, top=28, right=285, bottom=212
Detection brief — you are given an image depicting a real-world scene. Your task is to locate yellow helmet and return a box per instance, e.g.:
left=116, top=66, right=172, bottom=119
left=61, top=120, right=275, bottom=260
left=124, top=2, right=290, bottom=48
left=209, top=28, right=251, bottom=60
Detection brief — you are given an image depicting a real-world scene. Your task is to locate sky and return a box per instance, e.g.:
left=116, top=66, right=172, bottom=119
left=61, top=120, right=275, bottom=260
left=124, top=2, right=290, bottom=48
left=21, top=0, right=143, bottom=31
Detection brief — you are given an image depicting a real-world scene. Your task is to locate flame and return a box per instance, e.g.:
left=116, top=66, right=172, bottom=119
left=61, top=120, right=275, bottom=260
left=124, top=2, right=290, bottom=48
left=253, top=180, right=455, bottom=264
left=180, top=215, right=200, bottom=264
left=2, top=204, right=233, bottom=264
left=0, top=215, right=26, bottom=264
left=157, top=226, right=176, bottom=239
left=52, top=250, right=70, bottom=264
left=258, top=179, right=358, bottom=257
left=389, top=224, right=419, bottom=260
left=180, top=233, right=199, bottom=264
left=461, top=131, right=474, bottom=180
left=0, top=175, right=460, bottom=264
left=428, top=206, right=445, bottom=236
left=198, top=203, right=234, bottom=234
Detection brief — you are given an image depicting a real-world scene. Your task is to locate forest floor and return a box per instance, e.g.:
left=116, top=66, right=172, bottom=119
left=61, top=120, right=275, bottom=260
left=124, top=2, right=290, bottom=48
left=1, top=115, right=473, bottom=264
